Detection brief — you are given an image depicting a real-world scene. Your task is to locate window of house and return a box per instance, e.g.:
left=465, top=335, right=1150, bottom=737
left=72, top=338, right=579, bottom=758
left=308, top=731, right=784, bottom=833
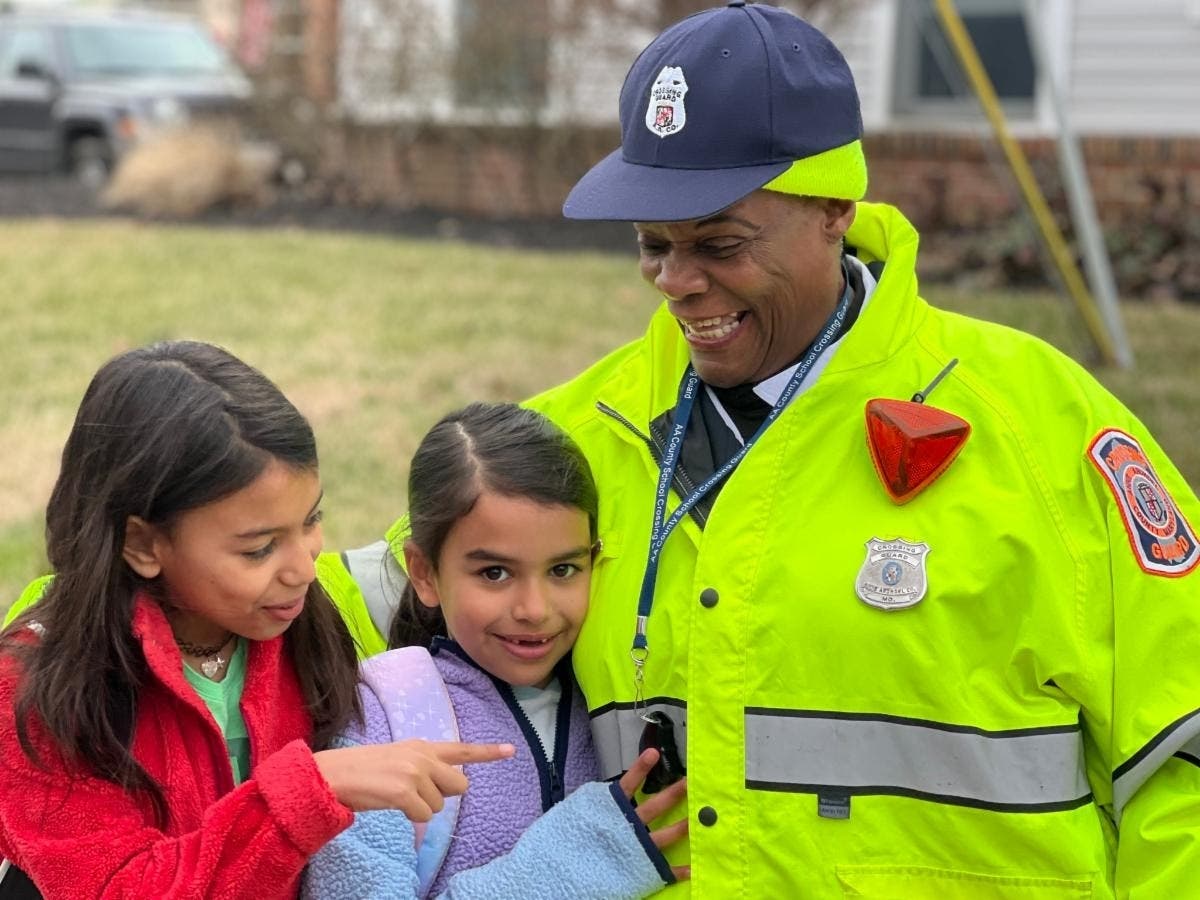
left=893, top=0, right=1036, bottom=118
left=453, top=0, right=549, bottom=110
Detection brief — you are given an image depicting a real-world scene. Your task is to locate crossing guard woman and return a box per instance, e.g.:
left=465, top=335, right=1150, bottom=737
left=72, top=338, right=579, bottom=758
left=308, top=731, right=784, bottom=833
left=522, top=4, right=1200, bottom=895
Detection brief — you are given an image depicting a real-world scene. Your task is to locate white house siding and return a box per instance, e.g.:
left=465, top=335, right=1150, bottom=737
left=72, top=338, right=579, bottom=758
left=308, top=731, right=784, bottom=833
left=336, top=0, right=1200, bottom=137
left=1069, top=0, right=1200, bottom=135
left=822, top=1, right=898, bottom=131
left=338, top=0, right=905, bottom=129
left=839, top=0, right=1200, bottom=137
left=338, top=0, right=456, bottom=123
left=543, top=0, right=653, bottom=127
left=338, top=0, right=650, bottom=126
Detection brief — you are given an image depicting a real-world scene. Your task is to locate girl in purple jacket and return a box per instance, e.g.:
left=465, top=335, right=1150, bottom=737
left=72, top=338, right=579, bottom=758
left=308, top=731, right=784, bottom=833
left=304, top=402, right=687, bottom=899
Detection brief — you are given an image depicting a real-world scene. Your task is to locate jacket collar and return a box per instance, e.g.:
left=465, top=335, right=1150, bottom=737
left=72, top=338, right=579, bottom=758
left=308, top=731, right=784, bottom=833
left=131, top=594, right=216, bottom=724
left=429, top=636, right=576, bottom=693
left=428, top=636, right=487, bottom=683
left=130, top=593, right=286, bottom=720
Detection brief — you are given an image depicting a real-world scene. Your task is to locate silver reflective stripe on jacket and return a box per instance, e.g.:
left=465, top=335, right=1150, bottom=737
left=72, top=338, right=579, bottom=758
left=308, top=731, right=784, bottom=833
left=1112, top=706, right=1200, bottom=819
left=589, top=699, right=687, bottom=780
left=1177, top=731, right=1200, bottom=767
left=745, top=708, right=1092, bottom=812
left=341, top=540, right=407, bottom=639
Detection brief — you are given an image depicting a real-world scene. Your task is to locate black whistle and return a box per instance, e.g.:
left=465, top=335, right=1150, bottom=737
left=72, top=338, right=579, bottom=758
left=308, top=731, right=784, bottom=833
left=638, top=710, right=686, bottom=794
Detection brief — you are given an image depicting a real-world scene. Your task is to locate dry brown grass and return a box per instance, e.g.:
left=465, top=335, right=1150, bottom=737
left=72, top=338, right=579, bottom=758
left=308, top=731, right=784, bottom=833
left=102, top=125, right=277, bottom=218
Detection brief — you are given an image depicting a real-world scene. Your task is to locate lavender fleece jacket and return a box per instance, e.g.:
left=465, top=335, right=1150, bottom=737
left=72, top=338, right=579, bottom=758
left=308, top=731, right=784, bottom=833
left=302, top=641, right=674, bottom=899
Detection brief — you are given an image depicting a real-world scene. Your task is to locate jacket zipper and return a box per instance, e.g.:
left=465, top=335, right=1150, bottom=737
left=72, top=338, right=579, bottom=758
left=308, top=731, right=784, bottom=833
left=596, top=400, right=709, bottom=528
left=596, top=401, right=659, bottom=460
left=434, top=637, right=567, bottom=808
left=498, top=682, right=565, bottom=810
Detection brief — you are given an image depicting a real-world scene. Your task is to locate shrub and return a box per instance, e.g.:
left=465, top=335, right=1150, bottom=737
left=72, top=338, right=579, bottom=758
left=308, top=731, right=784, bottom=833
left=102, top=125, right=278, bottom=218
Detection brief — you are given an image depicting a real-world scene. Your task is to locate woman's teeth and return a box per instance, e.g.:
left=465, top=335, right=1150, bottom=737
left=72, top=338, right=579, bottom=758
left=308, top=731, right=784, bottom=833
left=685, top=314, right=741, bottom=340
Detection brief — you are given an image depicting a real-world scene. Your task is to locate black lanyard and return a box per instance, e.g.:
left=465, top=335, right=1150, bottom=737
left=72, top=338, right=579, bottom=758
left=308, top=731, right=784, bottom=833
left=630, top=283, right=856, bottom=686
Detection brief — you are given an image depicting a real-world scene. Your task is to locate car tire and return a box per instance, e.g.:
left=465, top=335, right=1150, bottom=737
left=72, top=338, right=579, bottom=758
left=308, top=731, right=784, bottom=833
left=69, top=136, right=113, bottom=190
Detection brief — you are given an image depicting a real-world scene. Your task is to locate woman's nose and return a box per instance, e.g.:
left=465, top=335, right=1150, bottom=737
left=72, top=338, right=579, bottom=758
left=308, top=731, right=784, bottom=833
left=653, top=248, right=708, bottom=302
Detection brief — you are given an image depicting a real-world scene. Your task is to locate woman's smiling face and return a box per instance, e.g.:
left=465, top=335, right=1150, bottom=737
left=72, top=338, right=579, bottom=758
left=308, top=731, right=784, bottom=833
left=635, top=191, right=854, bottom=388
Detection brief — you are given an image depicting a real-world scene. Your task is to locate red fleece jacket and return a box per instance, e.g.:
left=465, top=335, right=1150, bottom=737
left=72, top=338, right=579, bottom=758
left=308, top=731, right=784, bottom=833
left=0, top=598, right=354, bottom=899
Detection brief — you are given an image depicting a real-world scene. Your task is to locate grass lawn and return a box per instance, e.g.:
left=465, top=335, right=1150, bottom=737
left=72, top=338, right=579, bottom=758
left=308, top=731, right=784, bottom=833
left=2, top=217, right=1198, bottom=613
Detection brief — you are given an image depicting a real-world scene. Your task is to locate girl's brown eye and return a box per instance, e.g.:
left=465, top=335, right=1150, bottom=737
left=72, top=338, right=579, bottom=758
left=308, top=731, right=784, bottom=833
left=243, top=542, right=275, bottom=561
left=477, top=566, right=511, bottom=583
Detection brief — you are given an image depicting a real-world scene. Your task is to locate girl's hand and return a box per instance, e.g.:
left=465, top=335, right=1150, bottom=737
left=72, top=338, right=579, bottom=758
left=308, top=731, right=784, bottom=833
left=618, top=747, right=691, bottom=882
left=315, top=739, right=515, bottom=820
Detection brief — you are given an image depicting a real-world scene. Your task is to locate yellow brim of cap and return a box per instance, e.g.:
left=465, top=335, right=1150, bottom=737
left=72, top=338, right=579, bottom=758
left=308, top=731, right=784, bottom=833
left=760, top=139, right=868, bottom=201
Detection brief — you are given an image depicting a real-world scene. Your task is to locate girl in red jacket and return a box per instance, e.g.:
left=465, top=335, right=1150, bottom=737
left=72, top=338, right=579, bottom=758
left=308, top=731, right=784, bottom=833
left=0, top=341, right=512, bottom=900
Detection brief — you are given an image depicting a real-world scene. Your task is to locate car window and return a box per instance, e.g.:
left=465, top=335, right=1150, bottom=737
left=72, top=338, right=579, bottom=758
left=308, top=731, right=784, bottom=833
left=64, top=22, right=231, bottom=78
left=0, top=26, right=56, bottom=79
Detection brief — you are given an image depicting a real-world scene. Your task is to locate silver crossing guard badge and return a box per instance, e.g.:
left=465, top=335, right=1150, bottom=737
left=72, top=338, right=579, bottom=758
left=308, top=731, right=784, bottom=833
left=856, top=538, right=930, bottom=610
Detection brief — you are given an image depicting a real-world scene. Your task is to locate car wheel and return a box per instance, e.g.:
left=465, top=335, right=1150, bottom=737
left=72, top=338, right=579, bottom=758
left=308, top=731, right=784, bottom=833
left=69, top=136, right=113, bottom=190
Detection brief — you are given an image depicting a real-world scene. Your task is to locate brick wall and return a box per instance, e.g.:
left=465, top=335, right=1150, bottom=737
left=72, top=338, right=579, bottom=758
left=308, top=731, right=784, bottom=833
left=317, top=122, right=616, bottom=218
left=860, top=133, right=1200, bottom=298
left=864, top=133, right=1200, bottom=226
left=315, top=123, right=1200, bottom=298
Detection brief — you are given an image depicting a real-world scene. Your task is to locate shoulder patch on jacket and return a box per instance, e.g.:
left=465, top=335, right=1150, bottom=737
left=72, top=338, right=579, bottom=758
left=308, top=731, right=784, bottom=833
left=1088, top=428, right=1199, bottom=576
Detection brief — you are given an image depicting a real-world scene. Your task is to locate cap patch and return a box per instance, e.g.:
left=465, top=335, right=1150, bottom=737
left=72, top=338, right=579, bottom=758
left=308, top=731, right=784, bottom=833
left=645, top=66, right=688, bottom=138
left=1088, top=428, right=1199, bottom=576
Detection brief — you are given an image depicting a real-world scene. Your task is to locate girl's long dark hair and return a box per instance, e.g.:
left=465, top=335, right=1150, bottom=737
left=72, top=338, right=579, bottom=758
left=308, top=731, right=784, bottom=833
left=1, top=341, right=359, bottom=827
left=388, top=402, right=598, bottom=649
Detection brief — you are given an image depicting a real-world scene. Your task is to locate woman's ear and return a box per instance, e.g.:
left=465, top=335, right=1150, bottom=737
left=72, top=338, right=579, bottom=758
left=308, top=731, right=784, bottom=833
left=403, top=541, right=441, bottom=609
left=122, top=516, right=163, bottom=579
left=821, top=198, right=856, bottom=244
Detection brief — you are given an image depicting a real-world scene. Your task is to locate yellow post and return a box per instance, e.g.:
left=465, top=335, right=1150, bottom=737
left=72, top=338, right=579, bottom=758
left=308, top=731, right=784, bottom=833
left=930, top=0, right=1120, bottom=367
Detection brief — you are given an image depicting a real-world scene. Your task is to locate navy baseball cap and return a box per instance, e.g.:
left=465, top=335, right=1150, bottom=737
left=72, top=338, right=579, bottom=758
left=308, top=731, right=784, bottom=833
left=563, top=1, right=866, bottom=223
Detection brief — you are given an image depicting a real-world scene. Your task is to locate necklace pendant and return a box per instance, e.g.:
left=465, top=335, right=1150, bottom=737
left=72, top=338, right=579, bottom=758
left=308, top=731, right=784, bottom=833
left=200, top=656, right=225, bottom=679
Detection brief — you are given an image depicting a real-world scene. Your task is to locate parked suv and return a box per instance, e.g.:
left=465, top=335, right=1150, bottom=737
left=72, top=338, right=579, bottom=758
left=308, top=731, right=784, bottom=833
left=0, top=6, right=254, bottom=185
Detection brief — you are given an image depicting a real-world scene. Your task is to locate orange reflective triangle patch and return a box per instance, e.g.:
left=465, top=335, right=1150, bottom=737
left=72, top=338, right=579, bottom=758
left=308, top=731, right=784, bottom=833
left=865, top=399, right=971, bottom=504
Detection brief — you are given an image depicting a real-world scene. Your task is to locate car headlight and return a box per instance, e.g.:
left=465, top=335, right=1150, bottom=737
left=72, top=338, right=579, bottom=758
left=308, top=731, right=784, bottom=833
left=149, top=97, right=189, bottom=125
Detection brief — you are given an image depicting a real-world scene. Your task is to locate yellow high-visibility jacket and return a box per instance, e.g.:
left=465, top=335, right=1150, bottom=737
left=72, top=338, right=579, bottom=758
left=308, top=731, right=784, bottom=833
left=522, top=203, right=1200, bottom=897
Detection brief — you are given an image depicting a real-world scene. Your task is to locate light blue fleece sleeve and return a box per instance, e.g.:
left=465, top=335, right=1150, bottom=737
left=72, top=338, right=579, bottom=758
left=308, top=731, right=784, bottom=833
left=302, top=807, right=421, bottom=899
left=304, top=781, right=673, bottom=900
left=435, top=781, right=674, bottom=900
